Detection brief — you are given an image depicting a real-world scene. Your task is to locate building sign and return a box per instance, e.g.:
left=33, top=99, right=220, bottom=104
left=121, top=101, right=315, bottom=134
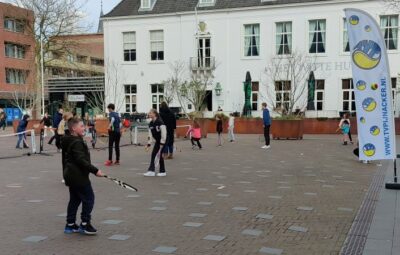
left=345, top=8, right=396, bottom=160
left=68, top=94, right=85, bottom=102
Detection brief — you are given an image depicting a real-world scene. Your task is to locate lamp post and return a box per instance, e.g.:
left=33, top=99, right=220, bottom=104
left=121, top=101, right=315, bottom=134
left=215, top=82, right=222, bottom=96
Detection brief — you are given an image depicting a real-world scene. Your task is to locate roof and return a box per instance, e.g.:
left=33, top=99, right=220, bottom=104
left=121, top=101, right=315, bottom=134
left=104, top=0, right=334, bottom=18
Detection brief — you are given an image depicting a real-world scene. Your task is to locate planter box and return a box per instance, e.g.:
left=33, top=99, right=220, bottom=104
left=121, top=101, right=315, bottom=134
left=271, top=119, right=304, bottom=140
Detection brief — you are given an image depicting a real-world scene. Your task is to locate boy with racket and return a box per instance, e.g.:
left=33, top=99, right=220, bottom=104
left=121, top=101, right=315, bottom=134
left=62, top=117, right=104, bottom=235
left=144, top=109, right=167, bottom=177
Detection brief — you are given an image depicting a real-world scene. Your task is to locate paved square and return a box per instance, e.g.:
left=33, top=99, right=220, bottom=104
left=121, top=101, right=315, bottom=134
left=0, top=134, right=377, bottom=254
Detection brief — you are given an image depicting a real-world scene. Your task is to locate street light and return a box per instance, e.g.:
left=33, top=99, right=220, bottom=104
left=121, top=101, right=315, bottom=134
left=215, top=82, right=222, bottom=96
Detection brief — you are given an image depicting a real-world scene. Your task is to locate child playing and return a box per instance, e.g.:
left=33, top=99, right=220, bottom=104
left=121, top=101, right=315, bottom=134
left=144, top=109, right=167, bottom=177
left=62, top=117, right=104, bottom=235
left=228, top=113, right=235, bottom=142
left=216, top=115, right=223, bottom=146
left=16, top=114, right=30, bottom=149
left=337, top=118, right=350, bottom=145
left=186, top=120, right=202, bottom=150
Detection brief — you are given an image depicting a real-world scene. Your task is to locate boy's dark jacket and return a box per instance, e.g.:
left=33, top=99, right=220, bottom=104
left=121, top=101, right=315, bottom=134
left=61, top=134, right=98, bottom=187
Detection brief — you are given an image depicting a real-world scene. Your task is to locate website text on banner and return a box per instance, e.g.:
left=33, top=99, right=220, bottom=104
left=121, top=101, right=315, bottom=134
left=345, top=8, right=396, bottom=161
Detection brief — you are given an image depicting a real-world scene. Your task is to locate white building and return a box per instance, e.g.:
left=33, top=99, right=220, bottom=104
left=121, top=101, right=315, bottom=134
left=102, top=0, right=400, bottom=118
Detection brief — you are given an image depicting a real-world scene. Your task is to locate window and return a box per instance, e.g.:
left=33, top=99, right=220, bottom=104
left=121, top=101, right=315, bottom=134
left=5, top=68, right=27, bottom=84
left=275, top=81, right=291, bottom=111
left=151, top=84, right=164, bottom=110
left=343, top=18, right=350, bottom=52
left=123, top=32, right=136, bottom=62
left=77, top=55, right=87, bottom=64
left=125, top=85, right=137, bottom=113
left=198, top=0, right=215, bottom=6
left=91, top=57, right=104, bottom=66
left=150, top=30, right=164, bottom=61
left=197, top=36, right=211, bottom=68
left=252, top=82, right=259, bottom=111
left=380, top=15, right=399, bottom=50
left=141, top=0, right=151, bottom=8
left=244, top=24, right=260, bottom=57
left=276, top=22, right=292, bottom=55
left=4, top=18, right=24, bottom=33
left=67, top=54, right=75, bottom=63
left=309, top=19, right=326, bottom=54
left=5, top=43, right=25, bottom=59
left=342, top=79, right=356, bottom=112
left=315, top=80, right=325, bottom=110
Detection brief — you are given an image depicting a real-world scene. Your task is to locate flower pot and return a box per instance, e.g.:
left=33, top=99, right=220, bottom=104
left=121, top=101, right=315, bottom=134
left=271, top=119, right=304, bottom=140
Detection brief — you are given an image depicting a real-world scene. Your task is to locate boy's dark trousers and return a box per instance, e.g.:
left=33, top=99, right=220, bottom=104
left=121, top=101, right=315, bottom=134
left=66, top=184, right=95, bottom=224
left=48, top=130, right=57, bottom=145
left=264, top=125, right=270, bottom=146
left=108, top=130, right=121, bottom=161
left=149, top=142, right=165, bottom=173
left=191, top=138, right=202, bottom=149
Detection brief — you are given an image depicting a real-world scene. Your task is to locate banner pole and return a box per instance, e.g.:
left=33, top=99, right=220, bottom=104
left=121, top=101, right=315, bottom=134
left=394, top=159, right=398, bottom=183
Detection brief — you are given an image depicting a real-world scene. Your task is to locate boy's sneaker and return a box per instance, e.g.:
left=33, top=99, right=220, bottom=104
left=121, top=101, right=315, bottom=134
left=143, top=171, right=156, bottom=177
left=261, top=145, right=271, bottom=149
left=79, top=222, right=97, bottom=235
left=64, top=223, right=80, bottom=234
left=157, top=172, right=167, bottom=177
left=114, top=160, right=120, bottom=165
left=104, top=160, right=113, bottom=166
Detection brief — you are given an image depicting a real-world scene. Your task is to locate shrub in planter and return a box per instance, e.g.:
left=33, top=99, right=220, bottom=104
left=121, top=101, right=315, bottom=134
left=271, top=116, right=304, bottom=140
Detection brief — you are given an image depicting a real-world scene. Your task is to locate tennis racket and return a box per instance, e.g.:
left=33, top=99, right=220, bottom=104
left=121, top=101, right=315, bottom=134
left=103, top=175, right=138, bottom=192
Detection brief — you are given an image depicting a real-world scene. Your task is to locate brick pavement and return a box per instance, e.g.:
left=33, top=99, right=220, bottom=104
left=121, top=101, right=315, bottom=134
left=0, top=134, right=377, bottom=255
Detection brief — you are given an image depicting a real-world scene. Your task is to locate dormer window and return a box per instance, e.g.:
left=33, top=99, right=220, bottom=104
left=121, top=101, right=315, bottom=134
left=198, top=0, right=215, bottom=7
left=140, top=0, right=156, bottom=10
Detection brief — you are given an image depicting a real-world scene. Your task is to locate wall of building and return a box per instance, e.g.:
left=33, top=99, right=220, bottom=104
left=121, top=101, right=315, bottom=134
left=0, top=3, right=35, bottom=104
left=103, top=0, right=400, bottom=117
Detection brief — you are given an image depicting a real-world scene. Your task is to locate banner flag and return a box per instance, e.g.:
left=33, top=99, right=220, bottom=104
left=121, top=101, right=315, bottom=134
left=345, top=8, right=396, bottom=160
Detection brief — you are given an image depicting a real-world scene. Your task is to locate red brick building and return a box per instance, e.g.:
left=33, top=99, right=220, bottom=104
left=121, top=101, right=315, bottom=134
left=0, top=3, right=35, bottom=109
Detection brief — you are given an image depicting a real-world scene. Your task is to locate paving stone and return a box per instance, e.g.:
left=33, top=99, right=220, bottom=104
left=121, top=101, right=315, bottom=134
left=242, top=229, right=263, bottom=236
left=162, top=183, right=174, bottom=186
left=27, top=200, right=43, bottom=203
left=256, top=213, right=273, bottom=220
left=217, top=193, right=230, bottom=197
left=212, top=172, right=222, bottom=175
left=232, top=207, right=248, bottom=211
left=203, top=235, right=226, bottom=242
left=189, top=213, right=207, bottom=218
left=153, top=200, right=168, bottom=204
left=288, top=225, right=308, bottom=233
left=152, top=246, right=177, bottom=254
left=282, top=174, right=294, bottom=177
left=332, top=175, right=343, bottom=178
left=150, top=207, right=167, bottom=211
left=102, top=220, right=123, bottom=225
left=322, top=184, right=335, bottom=188
left=343, top=180, right=356, bottom=183
left=297, top=206, right=314, bottom=211
left=244, top=190, right=257, bottom=193
left=167, top=192, right=179, bottom=195
left=259, top=246, right=283, bottom=254
left=22, top=236, right=47, bottom=243
left=127, top=194, right=141, bottom=198
left=257, top=175, right=269, bottom=178
left=268, top=196, right=282, bottom=199
left=197, top=202, right=213, bottom=206
left=217, top=176, right=227, bottom=179
left=6, top=184, right=22, bottom=188
left=278, top=186, right=291, bottom=189
left=105, top=207, right=122, bottom=211
left=28, top=177, right=40, bottom=180
left=277, top=181, right=289, bottom=184
left=57, top=213, right=67, bottom=217
left=256, top=170, right=271, bottom=173
left=196, top=188, right=208, bottom=191
left=236, top=181, right=252, bottom=184
left=240, top=171, right=251, bottom=173
left=314, top=179, right=327, bottom=183
left=186, top=177, right=198, bottom=181
left=304, top=192, right=317, bottom=196
left=305, top=174, right=317, bottom=177
left=183, top=222, right=203, bottom=227
left=337, top=207, right=354, bottom=212
left=108, top=234, right=131, bottom=241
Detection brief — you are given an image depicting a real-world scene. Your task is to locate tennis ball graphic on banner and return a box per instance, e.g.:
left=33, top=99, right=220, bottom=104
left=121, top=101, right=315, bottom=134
left=370, top=126, right=380, bottom=136
left=365, top=25, right=372, bottom=32
left=360, top=117, right=366, bottom=124
left=352, top=40, right=382, bottom=70
left=349, top=15, right=359, bottom=25
left=371, top=83, right=378, bottom=90
left=362, top=97, right=377, bottom=112
left=356, top=80, right=366, bottom=91
left=363, top=143, right=376, bottom=157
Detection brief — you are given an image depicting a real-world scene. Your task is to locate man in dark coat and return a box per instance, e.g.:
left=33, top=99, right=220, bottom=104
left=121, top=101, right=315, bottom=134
left=159, top=102, right=176, bottom=159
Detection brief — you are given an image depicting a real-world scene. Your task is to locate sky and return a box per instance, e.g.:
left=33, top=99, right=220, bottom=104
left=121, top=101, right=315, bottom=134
left=81, top=0, right=121, bottom=32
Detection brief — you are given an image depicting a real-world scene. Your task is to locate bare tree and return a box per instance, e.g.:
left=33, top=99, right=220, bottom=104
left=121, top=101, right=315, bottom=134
left=383, top=0, right=400, bottom=10
left=105, top=59, right=127, bottom=113
left=85, top=91, right=105, bottom=115
left=10, top=86, right=38, bottom=116
left=263, top=51, right=316, bottom=117
left=11, top=0, right=89, bottom=117
left=183, top=70, right=214, bottom=114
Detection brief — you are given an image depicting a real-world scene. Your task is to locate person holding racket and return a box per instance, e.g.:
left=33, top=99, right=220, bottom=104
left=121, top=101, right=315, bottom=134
left=144, top=109, right=167, bottom=177
left=104, top=103, right=121, bottom=166
left=62, top=117, right=104, bottom=235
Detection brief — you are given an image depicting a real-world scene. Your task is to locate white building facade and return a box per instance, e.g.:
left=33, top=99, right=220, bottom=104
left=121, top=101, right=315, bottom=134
left=103, top=0, right=400, bottom=118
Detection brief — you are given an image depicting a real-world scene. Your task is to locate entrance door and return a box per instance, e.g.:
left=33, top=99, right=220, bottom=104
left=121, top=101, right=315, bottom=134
left=203, top=90, right=213, bottom=111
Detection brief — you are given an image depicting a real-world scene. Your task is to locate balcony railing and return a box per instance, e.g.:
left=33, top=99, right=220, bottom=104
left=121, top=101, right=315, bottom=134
left=190, top=57, right=215, bottom=71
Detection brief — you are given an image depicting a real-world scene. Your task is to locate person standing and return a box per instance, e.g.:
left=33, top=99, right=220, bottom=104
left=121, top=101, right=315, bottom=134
left=0, top=110, right=7, bottom=131
left=144, top=109, right=167, bottom=177
left=228, top=113, right=235, bottom=142
left=261, top=102, right=271, bottom=149
left=105, top=104, right=121, bottom=166
left=16, top=114, right=30, bottom=149
left=40, top=112, right=53, bottom=137
left=186, top=120, right=202, bottom=150
left=216, top=115, right=223, bottom=146
left=62, top=117, right=104, bottom=235
left=337, top=115, right=351, bottom=145
left=49, top=107, right=63, bottom=146
left=159, top=102, right=176, bottom=159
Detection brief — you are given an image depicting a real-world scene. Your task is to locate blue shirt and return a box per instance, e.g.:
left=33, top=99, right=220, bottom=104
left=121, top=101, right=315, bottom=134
left=109, top=111, right=121, bottom=132
left=263, top=109, right=271, bottom=126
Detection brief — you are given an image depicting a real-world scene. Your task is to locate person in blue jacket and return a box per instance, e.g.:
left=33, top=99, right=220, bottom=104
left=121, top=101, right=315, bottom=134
left=261, top=102, right=271, bottom=149
left=16, top=114, right=30, bottom=149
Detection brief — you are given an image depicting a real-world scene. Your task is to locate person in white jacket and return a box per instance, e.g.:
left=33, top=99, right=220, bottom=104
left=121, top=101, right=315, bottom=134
left=228, top=113, right=235, bottom=142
